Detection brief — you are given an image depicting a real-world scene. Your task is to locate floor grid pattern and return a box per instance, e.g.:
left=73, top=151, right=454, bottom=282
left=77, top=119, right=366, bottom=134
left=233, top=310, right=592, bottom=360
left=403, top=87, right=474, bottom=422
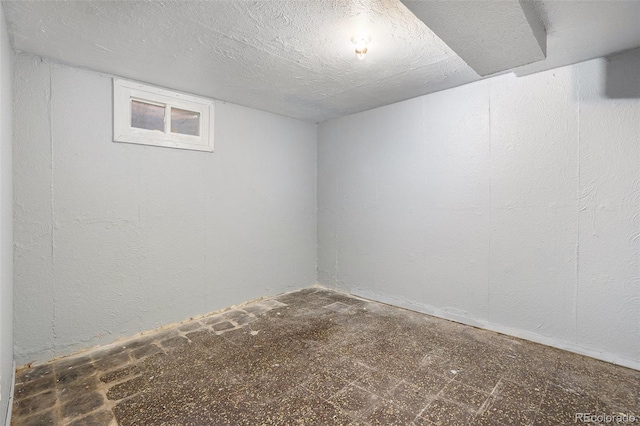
left=11, top=288, right=640, bottom=425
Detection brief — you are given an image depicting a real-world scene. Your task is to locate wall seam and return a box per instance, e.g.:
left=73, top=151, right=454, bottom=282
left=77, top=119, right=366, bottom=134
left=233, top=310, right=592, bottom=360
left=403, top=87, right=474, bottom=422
left=47, top=61, right=56, bottom=343
left=373, top=116, right=378, bottom=291
left=421, top=97, right=427, bottom=295
left=488, top=79, right=493, bottom=323
left=575, top=66, right=581, bottom=345
left=334, top=120, right=339, bottom=286
left=203, top=142, right=208, bottom=308
left=314, top=123, right=318, bottom=284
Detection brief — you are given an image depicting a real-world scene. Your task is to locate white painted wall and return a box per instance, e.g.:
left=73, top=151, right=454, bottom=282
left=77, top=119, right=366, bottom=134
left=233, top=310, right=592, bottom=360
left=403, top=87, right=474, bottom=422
left=13, top=55, right=317, bottom=364
left=318, top=49, right=640, bottom=370
left=0, top=3, right=13, bottom=423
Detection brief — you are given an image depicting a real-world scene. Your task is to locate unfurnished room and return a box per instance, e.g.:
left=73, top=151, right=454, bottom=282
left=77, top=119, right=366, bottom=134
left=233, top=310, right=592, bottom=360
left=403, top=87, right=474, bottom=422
left=0, top=0, right=638, bottom=425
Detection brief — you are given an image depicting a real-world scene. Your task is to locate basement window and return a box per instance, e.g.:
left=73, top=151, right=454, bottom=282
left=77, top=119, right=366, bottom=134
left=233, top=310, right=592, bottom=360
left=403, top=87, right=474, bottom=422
left=113, top=79, right=214, bottom=152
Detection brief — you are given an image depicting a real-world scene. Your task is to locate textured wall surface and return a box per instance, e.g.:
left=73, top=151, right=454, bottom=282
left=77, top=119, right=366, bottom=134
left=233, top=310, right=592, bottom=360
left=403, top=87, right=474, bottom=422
left=0, top=3, right=13, bottom=422
left=318, top=50, right=640, bottom=369
left=14, top=55, right=317, bottom=364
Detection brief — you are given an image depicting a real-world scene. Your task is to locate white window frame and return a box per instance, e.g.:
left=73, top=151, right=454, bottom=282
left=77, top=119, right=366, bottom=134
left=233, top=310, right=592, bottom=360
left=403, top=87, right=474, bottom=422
left=113, top=79, right=214, bottom=152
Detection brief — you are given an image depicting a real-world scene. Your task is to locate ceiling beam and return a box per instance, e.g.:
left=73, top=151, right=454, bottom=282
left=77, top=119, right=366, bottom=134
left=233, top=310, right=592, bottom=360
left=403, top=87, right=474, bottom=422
left=401, top=0, right=547, bottom=76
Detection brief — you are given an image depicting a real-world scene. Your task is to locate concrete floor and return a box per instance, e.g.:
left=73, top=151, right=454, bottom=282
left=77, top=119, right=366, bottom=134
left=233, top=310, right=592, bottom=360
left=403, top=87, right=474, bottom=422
left=11, top=288, right=640, bottom=425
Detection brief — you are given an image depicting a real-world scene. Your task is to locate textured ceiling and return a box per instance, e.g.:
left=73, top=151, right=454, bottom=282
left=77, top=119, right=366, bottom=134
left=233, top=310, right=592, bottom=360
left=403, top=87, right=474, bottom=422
left=3, top=0, right=640, bottom=122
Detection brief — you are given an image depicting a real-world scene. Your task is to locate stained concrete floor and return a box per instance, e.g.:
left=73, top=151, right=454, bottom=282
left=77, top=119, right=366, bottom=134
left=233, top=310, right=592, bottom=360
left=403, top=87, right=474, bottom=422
left=11, top=288, right=640, bottom=425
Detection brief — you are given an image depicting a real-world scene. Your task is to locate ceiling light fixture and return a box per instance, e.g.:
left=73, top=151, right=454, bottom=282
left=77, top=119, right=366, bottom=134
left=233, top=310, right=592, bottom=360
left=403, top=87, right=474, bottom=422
left=351, top=35, right=371, bottom=60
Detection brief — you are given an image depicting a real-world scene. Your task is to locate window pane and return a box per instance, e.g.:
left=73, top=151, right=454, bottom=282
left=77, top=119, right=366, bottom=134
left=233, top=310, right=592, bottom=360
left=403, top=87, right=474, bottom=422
left=131, top=100, right=165, bottom=132
left=171, top=108, right=200, bottom=136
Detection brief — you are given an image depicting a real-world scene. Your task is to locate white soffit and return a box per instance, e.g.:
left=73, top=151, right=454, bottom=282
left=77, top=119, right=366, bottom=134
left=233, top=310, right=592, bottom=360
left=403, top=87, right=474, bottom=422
left=514, top=0, right=640, bottom=77
left=401, top=0, right=547, bottom=76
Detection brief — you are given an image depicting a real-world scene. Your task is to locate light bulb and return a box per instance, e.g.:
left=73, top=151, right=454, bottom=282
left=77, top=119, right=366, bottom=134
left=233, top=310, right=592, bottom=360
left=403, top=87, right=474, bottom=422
left=351, top=36, right=371, bottom=60
left=356, top=47, right=368, bottom=60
